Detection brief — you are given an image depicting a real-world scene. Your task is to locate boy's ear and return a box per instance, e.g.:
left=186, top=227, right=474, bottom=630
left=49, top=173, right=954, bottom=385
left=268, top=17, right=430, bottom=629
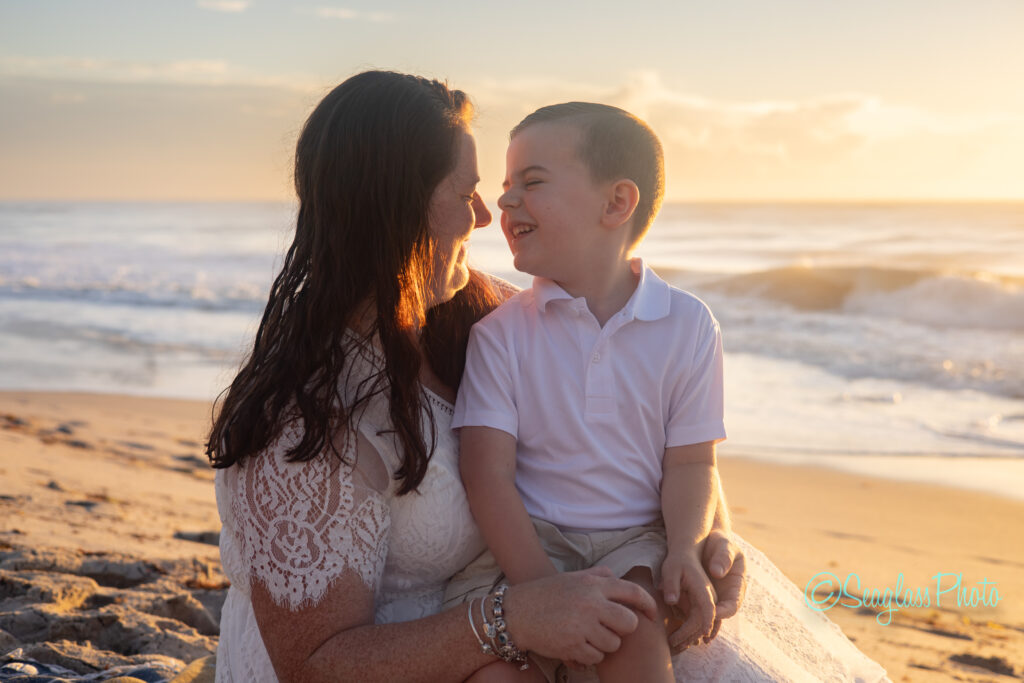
left=601, top=179, right=640, bottom=230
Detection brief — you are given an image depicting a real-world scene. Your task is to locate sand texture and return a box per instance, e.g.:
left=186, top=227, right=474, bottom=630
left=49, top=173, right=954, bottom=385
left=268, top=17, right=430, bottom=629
left=1, top=392, right=222, bottom=680
left=2, top=390, right=1023, bottom=681
left=717, top=457, right=1024, bottom=682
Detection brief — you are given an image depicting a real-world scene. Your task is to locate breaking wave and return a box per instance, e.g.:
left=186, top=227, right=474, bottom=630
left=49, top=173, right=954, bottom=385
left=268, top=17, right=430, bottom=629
left=703, top=265, right=1024, bottom=331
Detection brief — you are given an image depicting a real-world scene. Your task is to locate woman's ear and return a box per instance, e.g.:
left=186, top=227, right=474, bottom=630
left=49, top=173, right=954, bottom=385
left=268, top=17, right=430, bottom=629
left=601, top=179, right=640, bottom=230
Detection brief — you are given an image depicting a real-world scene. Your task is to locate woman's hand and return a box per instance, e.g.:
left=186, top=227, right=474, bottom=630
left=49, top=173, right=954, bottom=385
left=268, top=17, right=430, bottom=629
left=667, top=529, right=746, bottom=654
left=502, top=566, right=658, bottom=666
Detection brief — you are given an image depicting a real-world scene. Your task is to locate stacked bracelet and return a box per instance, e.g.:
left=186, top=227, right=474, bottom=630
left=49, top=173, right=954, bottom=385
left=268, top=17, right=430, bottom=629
left=484, top=584, right=530, bottom=670
left=466, top=584, right=530, bottom=670
left=467, top=598, right=492, bottom=655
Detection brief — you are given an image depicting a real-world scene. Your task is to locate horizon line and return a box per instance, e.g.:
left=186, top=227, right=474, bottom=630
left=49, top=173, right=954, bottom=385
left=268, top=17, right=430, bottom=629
left=2, top=197, right=1024, bottom=206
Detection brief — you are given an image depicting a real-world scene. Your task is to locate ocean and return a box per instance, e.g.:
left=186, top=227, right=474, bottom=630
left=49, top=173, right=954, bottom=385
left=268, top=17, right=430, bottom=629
left=2, top=201, right=1022, bottom=498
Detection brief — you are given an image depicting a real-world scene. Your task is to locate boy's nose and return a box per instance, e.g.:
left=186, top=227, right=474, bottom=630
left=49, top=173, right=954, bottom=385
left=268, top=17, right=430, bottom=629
left=497, top=188, right=519, bottom=211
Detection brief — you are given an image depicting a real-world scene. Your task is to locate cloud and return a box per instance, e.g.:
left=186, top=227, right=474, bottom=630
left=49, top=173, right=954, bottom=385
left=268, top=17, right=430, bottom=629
left=2, top=55, right=228, bottom=81
left=3, top=62, right=1020, bottom=200
left=311, top=6, right=398, bottom=21
left=315, top=6, right=356, bottom=19
left=843, top=98, right=1017, bottom=140
left=465, top=71, right=1024, bottom=199
left=0, top=77, right=307, bottom=200
left=470, top=71, right=1018, bottom=160
left=49, top=92, right=87, bottom=104
left=197, top=0, right=251, bottom=12
left=0, top=55, right=321, bottom=92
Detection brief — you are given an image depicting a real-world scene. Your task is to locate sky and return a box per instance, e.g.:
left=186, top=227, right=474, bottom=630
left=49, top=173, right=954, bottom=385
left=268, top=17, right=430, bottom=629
left=2, top=0, right=1023, bottom=201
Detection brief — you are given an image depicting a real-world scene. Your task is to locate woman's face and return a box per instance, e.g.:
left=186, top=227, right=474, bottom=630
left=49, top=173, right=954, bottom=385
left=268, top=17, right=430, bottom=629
left=426, top=129, right=492, bottom=307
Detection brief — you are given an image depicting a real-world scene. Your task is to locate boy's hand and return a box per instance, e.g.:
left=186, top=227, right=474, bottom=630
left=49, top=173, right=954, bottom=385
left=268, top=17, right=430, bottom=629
left=661, top=549, right=717, bottom=648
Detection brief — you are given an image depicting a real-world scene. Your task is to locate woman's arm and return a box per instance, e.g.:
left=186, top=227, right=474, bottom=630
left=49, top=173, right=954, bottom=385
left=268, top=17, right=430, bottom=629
left=244, top=434, right=659, bottom=683
left=252, top=569, right=488, bottom=683
left=711, top=468, right=732, bottom=532
left=252, top=562, right=659, bottom=682
left=700, top=471, right=747, bottom=643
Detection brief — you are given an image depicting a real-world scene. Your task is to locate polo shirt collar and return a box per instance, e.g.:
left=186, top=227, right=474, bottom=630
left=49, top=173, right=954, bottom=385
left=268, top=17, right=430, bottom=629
left=531, top=258, right=671, bottom=321
left=532, top=276, right=574, bottom=312
left=625, top=258, right=672, bottom=321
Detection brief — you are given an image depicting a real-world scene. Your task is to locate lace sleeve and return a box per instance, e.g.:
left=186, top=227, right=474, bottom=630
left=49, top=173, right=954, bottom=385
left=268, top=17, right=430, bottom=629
left=486, top=273, right=522, bottom=302
left=223, top=420, right=392, bottom=611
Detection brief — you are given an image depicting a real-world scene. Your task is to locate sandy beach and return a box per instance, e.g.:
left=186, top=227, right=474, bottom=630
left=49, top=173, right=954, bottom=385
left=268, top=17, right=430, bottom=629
left=2, top=390, right=1022, bottom=681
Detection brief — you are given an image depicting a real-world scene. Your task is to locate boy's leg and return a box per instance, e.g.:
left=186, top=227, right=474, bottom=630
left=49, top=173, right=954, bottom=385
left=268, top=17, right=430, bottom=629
left=454, top=521, right=583, bottom=683
left=594, top=566, right=673, bottom=683
left=443, top=548, right=505, bottom=610
left=465, top=660, right=547, bottom=683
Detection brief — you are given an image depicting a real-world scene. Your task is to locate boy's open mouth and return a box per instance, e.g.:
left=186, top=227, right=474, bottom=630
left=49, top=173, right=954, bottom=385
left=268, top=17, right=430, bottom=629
left=510, top=222, right=536, bottom=239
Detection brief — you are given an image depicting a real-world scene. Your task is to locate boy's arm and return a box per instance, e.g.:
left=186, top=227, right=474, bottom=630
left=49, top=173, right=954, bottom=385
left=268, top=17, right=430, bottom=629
left=663, top=309, right=725, bottom=547
left=661, top=441, right=718, bottom=566
left=460, top=425, right=557, bottom=584
left=660, top=441, right=718, bottom=640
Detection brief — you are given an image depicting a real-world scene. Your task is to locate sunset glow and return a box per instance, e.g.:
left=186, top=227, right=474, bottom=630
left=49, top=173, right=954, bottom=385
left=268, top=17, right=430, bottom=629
left=2, top=0, right=1023, bottom=201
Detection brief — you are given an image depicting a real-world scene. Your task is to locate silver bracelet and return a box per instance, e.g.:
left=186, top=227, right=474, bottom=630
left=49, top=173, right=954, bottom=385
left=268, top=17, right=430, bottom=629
left=467, top=598, right=493, bottom=655
left=485, top=584, right=529, bottom=670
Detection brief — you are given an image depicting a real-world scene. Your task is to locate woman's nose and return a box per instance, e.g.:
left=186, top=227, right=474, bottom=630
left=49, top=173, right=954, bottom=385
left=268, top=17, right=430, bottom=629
left=473, top=193, right=492, bottom=228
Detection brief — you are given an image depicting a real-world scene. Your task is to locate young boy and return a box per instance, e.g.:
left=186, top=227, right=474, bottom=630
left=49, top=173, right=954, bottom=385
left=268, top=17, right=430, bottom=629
left=445, top=103, right=726, bottom=682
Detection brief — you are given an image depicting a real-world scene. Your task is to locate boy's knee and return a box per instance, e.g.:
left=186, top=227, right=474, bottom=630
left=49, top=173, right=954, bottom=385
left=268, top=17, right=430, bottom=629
left=622, top=566, right=656, bottom=592
left=620, top=566, right=672, bottom=623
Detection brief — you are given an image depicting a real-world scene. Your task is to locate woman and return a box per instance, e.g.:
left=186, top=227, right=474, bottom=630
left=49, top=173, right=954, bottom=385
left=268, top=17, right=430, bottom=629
left=208, top=71, right=886, bottom=682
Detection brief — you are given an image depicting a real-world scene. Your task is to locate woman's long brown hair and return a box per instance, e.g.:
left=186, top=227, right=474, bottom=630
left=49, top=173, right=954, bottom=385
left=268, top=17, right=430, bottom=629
left=207, top=71, right=501, bottom=494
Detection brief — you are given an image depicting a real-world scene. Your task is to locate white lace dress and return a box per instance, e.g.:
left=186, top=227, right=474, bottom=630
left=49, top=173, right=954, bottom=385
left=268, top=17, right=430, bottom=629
left=214, top=345, right=890, bottom=682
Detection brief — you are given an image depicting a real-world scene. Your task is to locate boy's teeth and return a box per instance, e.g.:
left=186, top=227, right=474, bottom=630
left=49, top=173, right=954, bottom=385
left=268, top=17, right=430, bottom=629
left=512, top=224, right=535, bottom=237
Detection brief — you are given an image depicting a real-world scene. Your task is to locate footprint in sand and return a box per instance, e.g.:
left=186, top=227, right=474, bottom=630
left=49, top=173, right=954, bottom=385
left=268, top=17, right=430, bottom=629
left=174, top=531, right=220, bottom=547
left=2, top=415, right=96, bottom=451
left=974, top=554, right=1024, bottom=569
left=173, top=454, right=208, bottom=468
left=949, top=653, right=1016, bottom=676
left=822, top=529, right=876, bottom=543
left=117, top=440, right=156, bottom=452
left=65, top=500, right=100, bottom=511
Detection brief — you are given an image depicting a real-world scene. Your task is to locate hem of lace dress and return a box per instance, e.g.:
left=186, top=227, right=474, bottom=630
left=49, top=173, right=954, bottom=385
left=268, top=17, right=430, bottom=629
left=730, top=532, right=892, bottom=682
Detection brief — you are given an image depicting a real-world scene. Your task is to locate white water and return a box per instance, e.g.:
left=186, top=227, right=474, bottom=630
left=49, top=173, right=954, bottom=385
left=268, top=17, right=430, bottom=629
left=2, top=201, right=1021, bottom=498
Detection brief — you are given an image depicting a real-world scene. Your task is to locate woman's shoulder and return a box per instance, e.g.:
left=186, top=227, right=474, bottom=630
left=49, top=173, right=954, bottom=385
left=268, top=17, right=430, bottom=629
left=482, top=273, right=522, bottom=302
left=471, top=275, right=536, bottom=337
left=216, top=410, right=394, bottom=605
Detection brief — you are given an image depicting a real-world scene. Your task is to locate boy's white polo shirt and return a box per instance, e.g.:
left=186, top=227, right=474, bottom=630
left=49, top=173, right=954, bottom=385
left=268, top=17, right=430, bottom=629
left=453, top=259, right=726, bottom=531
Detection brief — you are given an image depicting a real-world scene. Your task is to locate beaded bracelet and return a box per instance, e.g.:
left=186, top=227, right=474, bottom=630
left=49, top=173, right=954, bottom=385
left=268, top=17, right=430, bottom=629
left=484, top=584, right=530, bottom=670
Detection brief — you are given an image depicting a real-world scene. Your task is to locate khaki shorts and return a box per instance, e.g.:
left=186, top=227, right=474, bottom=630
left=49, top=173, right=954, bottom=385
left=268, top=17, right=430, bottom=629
left=443, top=517, right=668, bottom=683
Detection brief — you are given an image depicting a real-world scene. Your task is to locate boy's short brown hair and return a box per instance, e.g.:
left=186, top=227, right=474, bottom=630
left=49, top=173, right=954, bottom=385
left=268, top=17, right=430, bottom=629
left=511, top=102, right=665, bottom=245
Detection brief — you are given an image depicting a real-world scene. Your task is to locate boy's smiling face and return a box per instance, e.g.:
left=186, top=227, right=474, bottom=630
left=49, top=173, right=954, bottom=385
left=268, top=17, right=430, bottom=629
left=498, top=122, right=608, bottom=282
